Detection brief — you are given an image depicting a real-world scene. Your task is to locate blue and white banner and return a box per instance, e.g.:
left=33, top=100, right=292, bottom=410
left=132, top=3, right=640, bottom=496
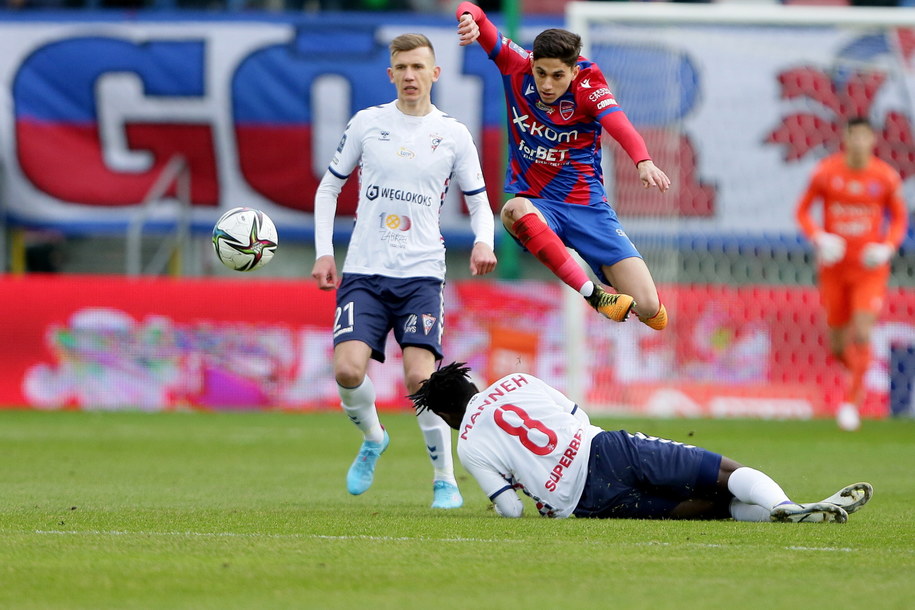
left=0, top=11, right=912, bottom=245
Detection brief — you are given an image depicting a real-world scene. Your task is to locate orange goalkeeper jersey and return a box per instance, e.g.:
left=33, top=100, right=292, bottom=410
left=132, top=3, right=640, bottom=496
left=796, top=153, right=908, bottom=272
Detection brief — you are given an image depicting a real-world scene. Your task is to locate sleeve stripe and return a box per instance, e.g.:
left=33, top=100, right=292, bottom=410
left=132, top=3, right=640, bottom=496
left=488, top=485, right=514, bottom=500
left=595, top=106, right=622, bottom=122
left=463, top=186, right=487, bottom=196
left=327, top=166, right=349, bottom=180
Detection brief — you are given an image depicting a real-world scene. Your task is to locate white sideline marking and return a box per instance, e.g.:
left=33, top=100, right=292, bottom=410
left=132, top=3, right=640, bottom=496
left=29, top=530, right=856, bottom=553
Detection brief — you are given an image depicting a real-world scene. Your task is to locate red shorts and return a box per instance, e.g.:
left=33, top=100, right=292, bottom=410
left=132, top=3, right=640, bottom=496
left=818, top=267, right=888, bottom=328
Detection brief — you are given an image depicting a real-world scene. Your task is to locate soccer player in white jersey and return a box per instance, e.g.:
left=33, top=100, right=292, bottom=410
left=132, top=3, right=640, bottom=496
left=311, top=34, right=497, bottom=509
left=411, top=363, right=873, bottom=522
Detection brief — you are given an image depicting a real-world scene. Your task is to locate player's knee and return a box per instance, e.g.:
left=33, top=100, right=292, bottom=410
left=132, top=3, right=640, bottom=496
left=334, top=364, right=366, bottom=389
left=500, top=198, right=534, bottom=230
left=635, top=294, right=661, bottom=319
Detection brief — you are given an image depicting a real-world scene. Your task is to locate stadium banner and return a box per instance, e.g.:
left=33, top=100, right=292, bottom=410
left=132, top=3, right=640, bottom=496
left=2, top=274, right=913, bottom=417
left=0, top=12, right=912, bottom=245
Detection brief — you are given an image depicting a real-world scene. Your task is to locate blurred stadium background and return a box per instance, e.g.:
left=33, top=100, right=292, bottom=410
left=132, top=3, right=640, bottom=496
left=0, top=1, right=913, bottom=420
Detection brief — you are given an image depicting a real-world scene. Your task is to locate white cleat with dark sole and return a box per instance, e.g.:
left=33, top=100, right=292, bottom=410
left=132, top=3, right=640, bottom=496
left=770, top=501, right=848, bottom=523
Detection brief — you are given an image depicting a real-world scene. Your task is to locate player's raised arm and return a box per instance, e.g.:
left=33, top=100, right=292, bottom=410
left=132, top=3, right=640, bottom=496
left=455, top=2, right=500, bottom=54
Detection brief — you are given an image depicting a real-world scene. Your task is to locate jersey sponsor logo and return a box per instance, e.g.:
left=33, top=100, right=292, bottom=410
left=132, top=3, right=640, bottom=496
left=535, top=100, right=554, bottom=114
left=518, top=140, right=568, bottom=164
left=510, top=107, right=578, bottom=143
left=383, top=213, right=411, bottom=231
left=336, top=133, right=347, bottom=153
left=422, top=313, right=436, bottom=335
left=588, top=88, right=611, bottom=102
left=544, top=429, right=583, bottom=492
left=559, top=100, right=574, bottom=120
left=366, top=185, right=433, bottom=206
left=596, top=98, right=616, bottom=110
left=397, top=146, right=415, bottom=159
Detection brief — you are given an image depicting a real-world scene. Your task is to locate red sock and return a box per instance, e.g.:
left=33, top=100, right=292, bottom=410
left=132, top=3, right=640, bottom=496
left=512, top=213, right=589, bottom=293
left=843, top=342, right=871, bottom=405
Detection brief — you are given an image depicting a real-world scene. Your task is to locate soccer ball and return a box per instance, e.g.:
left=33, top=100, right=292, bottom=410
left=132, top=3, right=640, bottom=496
left=212, top=207, right=279, bottom=272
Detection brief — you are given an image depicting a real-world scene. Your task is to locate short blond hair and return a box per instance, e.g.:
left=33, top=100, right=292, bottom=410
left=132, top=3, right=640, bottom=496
left=390, top=33, right=435, bottom=59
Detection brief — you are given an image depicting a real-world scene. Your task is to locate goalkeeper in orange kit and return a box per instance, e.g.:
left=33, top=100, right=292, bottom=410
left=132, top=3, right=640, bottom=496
left=795, top=117, right=909, bottom=431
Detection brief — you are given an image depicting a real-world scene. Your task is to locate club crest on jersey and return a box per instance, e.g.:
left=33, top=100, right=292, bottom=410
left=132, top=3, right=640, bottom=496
left=421, top=314, right=437, bottom=335
left=430, top=134, right=443, bottom=152
left=559, top=100, right=575, bottom=120
left=397, top=146, right=415, bottom=159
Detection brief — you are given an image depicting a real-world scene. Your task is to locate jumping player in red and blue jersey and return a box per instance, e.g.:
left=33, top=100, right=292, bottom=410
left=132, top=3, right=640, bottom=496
left=456, top=2, right=670, bottom=329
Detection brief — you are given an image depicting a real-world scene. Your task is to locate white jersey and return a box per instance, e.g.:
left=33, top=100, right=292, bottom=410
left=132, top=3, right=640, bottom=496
left=324, top=101, right=490, bottom=280
left=457, top=373, right=602, bottom=518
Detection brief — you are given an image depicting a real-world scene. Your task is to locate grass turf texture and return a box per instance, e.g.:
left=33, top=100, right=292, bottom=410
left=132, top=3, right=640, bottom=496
left=1, top=410, right=913, bottom=609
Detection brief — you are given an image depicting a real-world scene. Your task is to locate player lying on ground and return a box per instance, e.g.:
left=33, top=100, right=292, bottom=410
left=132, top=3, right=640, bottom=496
left=410, top=363, right=873, bottom=522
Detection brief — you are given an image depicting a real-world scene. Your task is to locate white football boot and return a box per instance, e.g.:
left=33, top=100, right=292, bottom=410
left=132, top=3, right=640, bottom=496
left=770, top=501, right=848, bottom=523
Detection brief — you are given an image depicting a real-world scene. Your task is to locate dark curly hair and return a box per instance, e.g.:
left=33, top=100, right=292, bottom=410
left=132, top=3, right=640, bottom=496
left=408, top=362, right=479, bottom=426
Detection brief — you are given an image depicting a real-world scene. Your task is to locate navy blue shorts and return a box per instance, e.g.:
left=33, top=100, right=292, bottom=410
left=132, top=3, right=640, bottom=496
left=573, top=430, right=722, bottom=519
left=333, top=273, right=444, bottom=363
left=512, top=198, right=642, bottom=286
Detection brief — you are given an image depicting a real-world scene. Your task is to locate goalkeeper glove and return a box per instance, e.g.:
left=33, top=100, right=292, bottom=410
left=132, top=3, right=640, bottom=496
left=861, top=242, right=895, bottom=268
left=814, top=232, right=846, bottom=266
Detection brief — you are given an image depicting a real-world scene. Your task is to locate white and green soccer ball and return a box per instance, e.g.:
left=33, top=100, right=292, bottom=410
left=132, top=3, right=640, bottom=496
left=212, top=207, right=279, bottom=272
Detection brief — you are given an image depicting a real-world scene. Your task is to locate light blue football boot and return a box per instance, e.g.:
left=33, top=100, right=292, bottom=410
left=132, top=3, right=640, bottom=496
left=346, top=429, right=390, bottom=495
left=431, top=481, right=463, bottom=509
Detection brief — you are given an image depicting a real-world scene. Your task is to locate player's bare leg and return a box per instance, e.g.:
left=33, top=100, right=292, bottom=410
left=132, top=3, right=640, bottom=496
left=603, top=257, right=667, bottom=330
left=335, top=340, right=389, bottom=495
left=501, top=198, right=634, bottom=322
left=403, top=346, right=463, bottom=509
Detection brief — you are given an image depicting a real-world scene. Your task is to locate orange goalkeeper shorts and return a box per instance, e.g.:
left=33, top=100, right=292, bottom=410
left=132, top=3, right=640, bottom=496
left=818, top=269, right=888, bottom=328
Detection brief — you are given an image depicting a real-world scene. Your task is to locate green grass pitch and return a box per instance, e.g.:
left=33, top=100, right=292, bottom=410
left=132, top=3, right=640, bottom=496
left=1, top=410, right=913, bottom=609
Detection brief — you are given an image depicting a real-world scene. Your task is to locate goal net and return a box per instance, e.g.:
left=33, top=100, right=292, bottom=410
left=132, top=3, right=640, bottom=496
left=561, top=3, right=915, bottom=419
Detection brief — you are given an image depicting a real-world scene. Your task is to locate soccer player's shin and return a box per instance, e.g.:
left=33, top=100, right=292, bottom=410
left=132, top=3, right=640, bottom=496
left=511, top=213, right=591, bottom=294
left=338, top=376, right=385, bottom=443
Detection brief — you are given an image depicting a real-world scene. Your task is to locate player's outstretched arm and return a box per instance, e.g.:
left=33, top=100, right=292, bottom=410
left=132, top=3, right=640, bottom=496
left=311, top=255, right=338, bottom=291
left=637, top=160, right=671, bottom=193
left=469, top=242, right=497, bottom=276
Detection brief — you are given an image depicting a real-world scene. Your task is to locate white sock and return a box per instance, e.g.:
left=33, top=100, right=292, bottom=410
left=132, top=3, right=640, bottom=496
left=416, top=409, right=456, bottom=485
left=338, top=376, right=384, bottom=443
left=579, top=281, right=595, bottom=298
left=727, top=467, right=791, bottom=510
left=729, top=499, right=772, bottom=522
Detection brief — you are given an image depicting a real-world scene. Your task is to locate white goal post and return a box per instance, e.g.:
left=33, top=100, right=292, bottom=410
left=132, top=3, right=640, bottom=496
left=558, top=2, right=915, bottom=415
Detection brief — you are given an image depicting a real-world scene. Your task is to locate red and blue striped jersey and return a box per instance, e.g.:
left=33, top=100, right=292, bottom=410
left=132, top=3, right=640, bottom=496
left=460, top=0, right=652, bottom=206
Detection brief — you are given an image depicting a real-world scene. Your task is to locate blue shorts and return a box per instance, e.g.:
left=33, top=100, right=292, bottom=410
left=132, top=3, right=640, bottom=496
left=573, top=430, right=722, bottom=519
left=333, top=273, right=444, bottom=362
left=515, top=198, right=642, bottom=286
